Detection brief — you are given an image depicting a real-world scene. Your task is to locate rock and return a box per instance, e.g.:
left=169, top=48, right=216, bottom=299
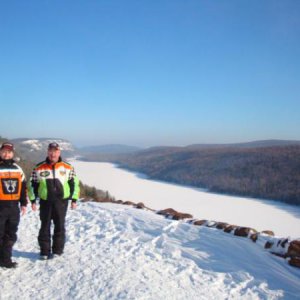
left=157, top=208, right=192, bottom=220
left=287, top=240, right=300, bottom=258
left=193, top=220, right=207, bottom=226
left=261, top=230, right=274, bottom=236
left=172, top=212, right=193, bottom=220
left=265, top=241, right=274, bottom=249
left=250, top=233, right=258, bottom=242
left=288, top=257, right=300, bottom=268
left=234, top=227, right=257, bottom=237
left=97, top=198, right=112, bottom=203
left=216, top=222, right=229, bottom=230
left=157, top=208, right=177, bottom=216
left=224, top=225, right=238, bottom=233
left=123, top=201, right=135, bottom=206
left=135, top=202, right=145, bottom=209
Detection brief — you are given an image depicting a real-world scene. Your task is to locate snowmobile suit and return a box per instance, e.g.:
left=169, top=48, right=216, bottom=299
left=28, top=157, right=79, bottom=256
left=0, top=158, right=27, bottom=265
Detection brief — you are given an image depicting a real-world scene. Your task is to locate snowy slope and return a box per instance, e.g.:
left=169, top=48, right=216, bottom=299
left=1, top=202, right=300, bottom=300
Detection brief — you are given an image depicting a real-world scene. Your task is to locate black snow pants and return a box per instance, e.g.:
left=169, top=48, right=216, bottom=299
left=38, top=199, right=68, bottom=256
left=0, top=203, right=20, bottom=263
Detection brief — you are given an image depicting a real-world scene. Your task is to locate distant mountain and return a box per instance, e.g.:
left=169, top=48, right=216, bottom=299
left=91, top=141, right=300, bottom=206
left=0, top=136, right=7, bottom=146
left=79, top=144, right=142, bottom=154
left=11, top=138, right=76, bottom=162
left=187, top=139, right=300, bottom=149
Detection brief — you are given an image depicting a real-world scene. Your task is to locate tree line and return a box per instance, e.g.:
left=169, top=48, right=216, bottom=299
left=112, top=145, right=300, bottom=206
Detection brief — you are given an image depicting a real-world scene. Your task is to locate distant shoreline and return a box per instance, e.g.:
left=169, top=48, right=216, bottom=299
left=75, top=157, right=300, bottom=208
left=72, top=160, right=300, bottom=238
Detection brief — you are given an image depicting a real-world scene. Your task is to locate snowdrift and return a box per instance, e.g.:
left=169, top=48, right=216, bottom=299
left=1, top=202, right=299, bottom=299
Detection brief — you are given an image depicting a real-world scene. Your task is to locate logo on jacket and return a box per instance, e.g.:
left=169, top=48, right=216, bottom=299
left=60, top=170, right=66, bottom=176
left=1, top=179, right=19, bottom=194
left=40, top=171, right=50, bottom=177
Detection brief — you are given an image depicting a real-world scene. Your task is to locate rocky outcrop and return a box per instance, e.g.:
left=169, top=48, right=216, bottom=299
left=224, top=225, right=238, bottom=234
left=135, top=202, right=146, bottom=209
left=193, top=220, right=207, bottom=226
left=261, top=230, right=274, bottom=236
left=157, top=208, right=193, bottom=220
left=287, top=240, right=300, bottom=258
left=123, top=201, right=136, bottom=206
left=216, top=222, right=229, bottom=230
left=234, top=227, right=257, bottom=238
left=289, top=257, right=300, bottom=268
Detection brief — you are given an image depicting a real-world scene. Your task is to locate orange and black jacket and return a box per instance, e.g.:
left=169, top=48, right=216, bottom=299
left=0, top=158, right=27, bottom=206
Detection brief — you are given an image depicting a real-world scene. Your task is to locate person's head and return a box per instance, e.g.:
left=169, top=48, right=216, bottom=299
left=0, top=142, right=15, bottom=160
left=47, top=142, right=61, bottom=164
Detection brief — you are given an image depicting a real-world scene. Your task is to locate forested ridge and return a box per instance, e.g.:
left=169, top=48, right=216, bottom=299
left=2, top=136, right=300, bottom=205
left=110, top=145, right=300, bottom=205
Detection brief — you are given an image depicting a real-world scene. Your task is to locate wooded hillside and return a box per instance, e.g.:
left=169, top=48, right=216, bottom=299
left=112, top=145, right=300, bottom=205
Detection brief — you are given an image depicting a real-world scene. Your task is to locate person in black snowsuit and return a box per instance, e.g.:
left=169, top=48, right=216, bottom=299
left=28, top=142, right=80, bottom=260
left=0, top=142, right=27, bottom=268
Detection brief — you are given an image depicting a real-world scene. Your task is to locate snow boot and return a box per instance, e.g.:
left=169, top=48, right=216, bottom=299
left=0, top=261, right=18, bottom=268
left=40, top=253, right=53, bottom=260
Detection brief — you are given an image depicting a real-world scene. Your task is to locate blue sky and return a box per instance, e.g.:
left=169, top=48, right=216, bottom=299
left=1, top=0, right=299, bottom=147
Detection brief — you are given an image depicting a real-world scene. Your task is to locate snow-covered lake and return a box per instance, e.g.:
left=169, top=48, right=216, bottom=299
left=72, top=161, right=300, bottom=239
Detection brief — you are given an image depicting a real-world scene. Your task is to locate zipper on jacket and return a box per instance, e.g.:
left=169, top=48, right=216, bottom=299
left=9, top=170, right=13, bottom=200
left=52, top=164, right=57, bottom=191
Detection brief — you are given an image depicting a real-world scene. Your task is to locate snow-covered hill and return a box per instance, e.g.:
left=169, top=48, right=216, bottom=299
left=13, top=138, right=75, bottom=152
left=12, top=138, right=76, bottom=161
left=1, top=202, right=299, bottom=299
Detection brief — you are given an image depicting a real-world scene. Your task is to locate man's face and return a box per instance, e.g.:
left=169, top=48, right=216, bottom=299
left=0, top=149, right=14, bottom=160
left=47, top=148, right=61, bottom=164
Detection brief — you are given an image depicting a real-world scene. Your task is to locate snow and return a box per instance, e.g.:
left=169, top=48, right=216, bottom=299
left=21, top=139, right=42, bottom=151
left=1, top=202, right=300, bottom=299
left=2, top=160, right=299, bottom=299
left=72, top=161, right=300, bottom=239
left=21, top=139, right=75, bottom=152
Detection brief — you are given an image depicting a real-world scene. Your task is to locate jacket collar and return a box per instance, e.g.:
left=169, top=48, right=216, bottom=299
left=0, top=158, right=15, bottom=166
left=46, top=156, right=62, bottom=165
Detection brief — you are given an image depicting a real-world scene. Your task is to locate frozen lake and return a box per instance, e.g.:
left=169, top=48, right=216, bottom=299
left=72, top=160, right=300, bottom=238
